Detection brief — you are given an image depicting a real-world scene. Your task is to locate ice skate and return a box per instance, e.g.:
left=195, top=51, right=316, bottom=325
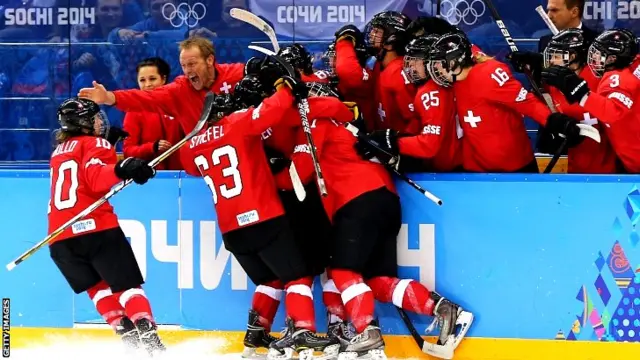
left=268, top=318, right=340, bottom=360
left=134, top=318, right=166, bottom=357
left=115, top=316, right=140, bottom=351
left=422, top=293, right=474, bottom=359
left=326, top=313, right=354, bottom=347
left=337, top=320, right=387, bottom=360
left=242, top=309, right=279, bottom=359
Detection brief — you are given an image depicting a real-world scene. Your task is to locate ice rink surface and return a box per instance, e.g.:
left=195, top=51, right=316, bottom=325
left=9, top=337, right=417, bottom=360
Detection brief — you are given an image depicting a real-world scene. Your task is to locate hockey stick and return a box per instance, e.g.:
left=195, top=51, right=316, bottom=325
left=532, top=5, right=568, bottom=173
left=230, top=8, right=280, bottom=53
left=343, top=123, right=443, bottom=206
left=6, top=92, right=216, bottom=272
left=535, top=6, right=559, bottom=35
left=250, top=45, right=329, bottom=197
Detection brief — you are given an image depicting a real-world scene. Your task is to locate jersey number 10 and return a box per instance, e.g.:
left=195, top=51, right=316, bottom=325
left=194, top=145, right=244, bottom=205
left=48, top=138, right=112, bottom=213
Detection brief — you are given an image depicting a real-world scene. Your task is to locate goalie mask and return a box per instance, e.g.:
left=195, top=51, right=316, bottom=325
left=403, top=34, right=440, bottom=85
left=543, top=28, right=588, bottom=70
left=57, top=97, right=109, bottom=138
left=305, top=82, right=341, bottom=99
left=322, top=42, right=337, bottom=77
left=278, top=44, right=313, bottom=75
left=323, top=40, right=370, bottom=77
left=426, top=32, right=473, bottom=87
left=364, top=11, right=411, bottom=59
left=587, top=28, right=639, bottom=78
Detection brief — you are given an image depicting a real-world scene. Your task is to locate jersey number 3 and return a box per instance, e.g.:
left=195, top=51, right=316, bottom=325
left=194, top=145, right=243, bottom=204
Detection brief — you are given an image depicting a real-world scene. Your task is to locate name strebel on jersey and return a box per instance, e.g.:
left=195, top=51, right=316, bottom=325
left=190, top=126, right=225, bottom=149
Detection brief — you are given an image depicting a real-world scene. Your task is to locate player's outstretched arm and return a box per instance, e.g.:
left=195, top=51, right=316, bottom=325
left=335, top=39, right=370, bottom=90
left=78, top=80, right=182, bottom=117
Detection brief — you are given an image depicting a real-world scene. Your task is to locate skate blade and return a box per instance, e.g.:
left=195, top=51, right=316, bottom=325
left=298, top=344, right=340, bottom=360
left=243, top=346, right=269, bottom=359
left=450, top=310, right=474, bottom=351
left=337, top=349, right=387, bottom=360
left=267, top=347, right=295, bottom=360
left=421, top=341, right=454, bottom=360
left=421, top=310, right=474, bottom=360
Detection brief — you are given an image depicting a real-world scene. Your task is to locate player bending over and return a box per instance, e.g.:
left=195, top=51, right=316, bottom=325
left=48, top=98, right=163, bottom=356
left=190, top=74, right=358, bottom=360
left=276, top=84, right=473, bottom=359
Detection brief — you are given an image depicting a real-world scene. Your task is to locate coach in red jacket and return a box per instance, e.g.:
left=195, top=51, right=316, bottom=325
left=123, top=57, right=184, bottom=170
left=77, top=36, right=245, bottom=176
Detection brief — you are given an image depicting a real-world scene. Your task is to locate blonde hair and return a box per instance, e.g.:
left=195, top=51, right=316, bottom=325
left=54, top=130, right=73, bottom=145
left=179, top=36, right=215, bottom=59
left=472, top=52, right=494, bottom=64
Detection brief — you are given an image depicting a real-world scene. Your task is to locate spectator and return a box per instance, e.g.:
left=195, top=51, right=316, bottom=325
left=539, top=0, right=597, bottom=52
left=122, top=57, right=183, bottom=170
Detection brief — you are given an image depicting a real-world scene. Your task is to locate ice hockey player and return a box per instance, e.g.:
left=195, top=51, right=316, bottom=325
left=364, top=11, right=419, bottom=133
left=539, top=28, right=618, bottom=174
left=424, top=32, right=584, bottom=172
left=370, top=34, right=462, bottom=172
left=276, top=83, right=475, bottom=359
left=189, top=74, right=359, bottom=360
left=48, top=98, right=164, bottom=356
left=542, top=28, right=640, bottom=173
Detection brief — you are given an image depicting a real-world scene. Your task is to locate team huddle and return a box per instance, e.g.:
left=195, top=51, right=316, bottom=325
left=43, top=7, right=640, bottom=360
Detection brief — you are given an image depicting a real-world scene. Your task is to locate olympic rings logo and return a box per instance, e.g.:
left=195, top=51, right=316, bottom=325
left=440, top=0, right=486, bottom=26
left=162, top=2, right=207, bottom=28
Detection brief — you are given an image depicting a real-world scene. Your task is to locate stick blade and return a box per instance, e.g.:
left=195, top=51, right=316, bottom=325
left=6, top=262, right=16, bottom=271
left=248, top=44, right=276, bottom=56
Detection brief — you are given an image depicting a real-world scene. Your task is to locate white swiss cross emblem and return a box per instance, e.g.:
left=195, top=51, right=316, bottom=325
left=378, top=103, right=386, bottom=121
left=220, top=82, right=232, bottom=94
left=581, top=112, right=598, bottom=125
left=463, top=110, right=482, bottom=128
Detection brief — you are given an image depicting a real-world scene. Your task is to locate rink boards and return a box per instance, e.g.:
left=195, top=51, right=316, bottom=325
left=1, top=170, right=640, bottom=358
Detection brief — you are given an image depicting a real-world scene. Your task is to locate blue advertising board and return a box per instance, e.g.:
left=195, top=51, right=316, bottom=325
left=1, top=170, right=639, bottom=344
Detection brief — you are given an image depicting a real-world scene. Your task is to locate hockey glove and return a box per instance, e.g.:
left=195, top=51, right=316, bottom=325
left=115, top=157, right=156, bottom=185
left=354, top=138, right=376, bottom=161
left=541, top=65, right=589, bottom=104
left=275, top=75, right=309, bottom=102
left=368, top=129, right=399, bottom=157
left=507, top=51, right=543, bottom=74
left=335, top=24, right=362, bottom=45
left=264, top=146, right=290, bottom=174
left=106, top=127, right=129, bottom=146
left=544, top=112, right=584, bottom=147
